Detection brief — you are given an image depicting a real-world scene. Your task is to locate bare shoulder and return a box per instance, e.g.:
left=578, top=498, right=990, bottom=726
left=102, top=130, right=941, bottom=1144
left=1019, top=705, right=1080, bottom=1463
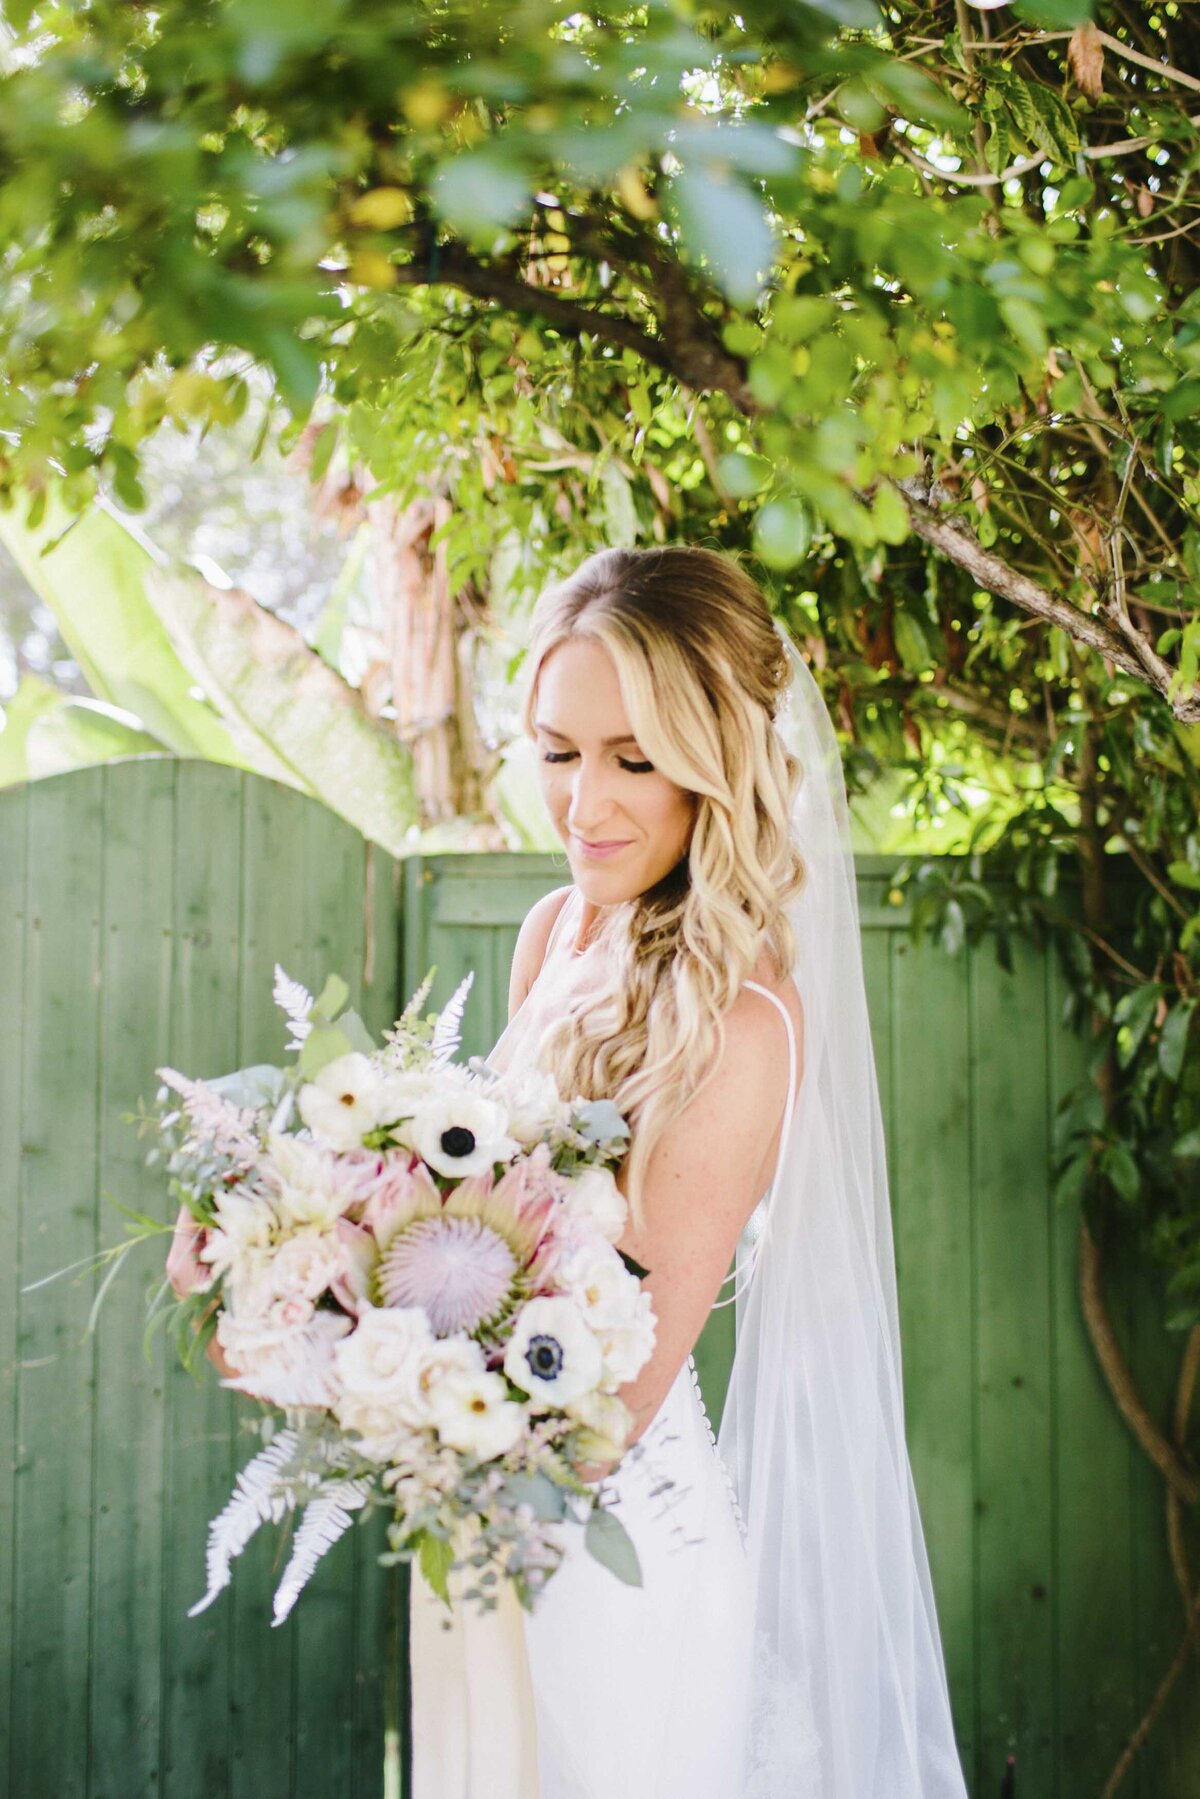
left=507, top=884, right=574, bottom=1018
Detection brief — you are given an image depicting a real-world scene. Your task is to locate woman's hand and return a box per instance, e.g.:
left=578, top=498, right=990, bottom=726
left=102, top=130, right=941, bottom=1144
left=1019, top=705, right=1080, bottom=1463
left=164, top=1204, right=242, bottom=1383
left=165, top=1203, right=208, bottom=1299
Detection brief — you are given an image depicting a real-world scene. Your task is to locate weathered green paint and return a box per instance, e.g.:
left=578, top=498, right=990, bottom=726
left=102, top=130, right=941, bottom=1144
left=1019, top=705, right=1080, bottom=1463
left=1, top=762, right=402, bottom=1799
left=4, top=785, right=1199, bottom=1798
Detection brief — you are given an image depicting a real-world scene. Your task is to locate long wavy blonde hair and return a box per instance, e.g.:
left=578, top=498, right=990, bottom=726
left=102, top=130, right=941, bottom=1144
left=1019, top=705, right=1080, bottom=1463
left=522, top=546, right=807, bottom=1231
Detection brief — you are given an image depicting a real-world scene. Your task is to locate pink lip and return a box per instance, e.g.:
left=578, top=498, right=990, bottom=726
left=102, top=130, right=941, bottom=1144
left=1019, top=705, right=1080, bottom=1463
left=572, top=835, right=632, bottom=860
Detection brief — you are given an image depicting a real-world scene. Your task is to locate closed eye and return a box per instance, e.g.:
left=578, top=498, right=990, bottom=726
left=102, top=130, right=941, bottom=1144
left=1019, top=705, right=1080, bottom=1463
left=541, top=750, right=655, bottom=774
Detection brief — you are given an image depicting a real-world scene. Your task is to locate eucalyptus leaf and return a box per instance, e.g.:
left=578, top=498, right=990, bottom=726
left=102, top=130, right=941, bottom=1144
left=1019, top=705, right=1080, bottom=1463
left=584, top=1504, right=643, bottom=1588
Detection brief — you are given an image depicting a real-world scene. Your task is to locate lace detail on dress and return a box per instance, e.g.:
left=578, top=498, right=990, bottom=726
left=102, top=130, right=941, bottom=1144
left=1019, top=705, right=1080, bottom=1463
left=743, top=1627, right=823, bottom=1799
left=686, top=1353, right=748, bottom=1547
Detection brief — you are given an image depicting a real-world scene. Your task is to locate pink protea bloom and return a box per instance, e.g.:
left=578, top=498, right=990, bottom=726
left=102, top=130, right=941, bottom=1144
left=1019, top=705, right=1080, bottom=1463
left=377, top=1214, right=519, bottom=1335
left=330, top=1219, right=376, bottom=1315
left=361, top=1156, right=439, bottom=1244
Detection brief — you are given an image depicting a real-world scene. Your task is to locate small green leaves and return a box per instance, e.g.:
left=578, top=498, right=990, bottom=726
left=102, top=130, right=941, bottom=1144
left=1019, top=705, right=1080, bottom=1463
left=667, top=166, right=773, bottom=309
left=584, top=1504, right=642, bottom=1587
left=753, top=498, right=813, bottom=569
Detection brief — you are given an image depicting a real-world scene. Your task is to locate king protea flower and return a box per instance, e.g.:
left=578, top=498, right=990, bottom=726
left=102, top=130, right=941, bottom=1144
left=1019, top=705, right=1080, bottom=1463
left=370, top=1165, right=560, bottom=1338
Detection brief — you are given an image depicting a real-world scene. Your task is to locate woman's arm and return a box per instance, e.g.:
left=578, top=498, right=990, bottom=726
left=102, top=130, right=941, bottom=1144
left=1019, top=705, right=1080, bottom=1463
left=587, top=986, right=803, bottom=1472
left=506, top=884, right=574, bottom=1020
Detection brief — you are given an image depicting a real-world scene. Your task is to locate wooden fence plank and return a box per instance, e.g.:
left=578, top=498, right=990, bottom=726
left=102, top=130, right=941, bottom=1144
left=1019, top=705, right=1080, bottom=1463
left=971, top=934, right=1057, bottom=1793
left=11, top=770, right=106, bottom=1798
left=89, top=761, right=177, bottom=1798
left=891, top=928, right=977, bottom=1782
left=0, top=782, right=27, bottom=1789
left=159, top=760, right=244, bottom=1799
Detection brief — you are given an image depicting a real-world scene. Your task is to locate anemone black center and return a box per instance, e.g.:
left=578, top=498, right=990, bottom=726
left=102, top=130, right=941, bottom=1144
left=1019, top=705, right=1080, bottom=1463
left=440, top=1125, right=477, bottom=1158
left=526, top=1334, right=564, bottom=1379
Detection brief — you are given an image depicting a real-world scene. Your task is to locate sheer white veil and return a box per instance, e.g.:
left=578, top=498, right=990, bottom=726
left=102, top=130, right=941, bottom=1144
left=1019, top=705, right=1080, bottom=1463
left=713, top=627, right=969, bottom=1796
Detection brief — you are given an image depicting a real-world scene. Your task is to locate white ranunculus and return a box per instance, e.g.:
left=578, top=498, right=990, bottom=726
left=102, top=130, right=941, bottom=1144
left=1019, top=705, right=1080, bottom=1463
left=333, top=1303, right=437, bottom=1425
left=374, top=1068, right=441, bottom=1133
left=412, top=1332, right=487, bottom=1402
left=298, top=1052, right=388, bottom=1151
left=503, top=1295, right=603, bottom=1410
left=565, top=1388, right=634, bottom=1462
left=566, top=1167, right=628, bottom=1244
left=267, top=1130, right=358, bottom=1229
left=409, top=1093, right=521, bottom=1178
left=428, top=1368, right=528, bottom=1461
left=493, top=1067, right=569, bottom=1147
left=557, top=1243, right=642, bottom=1330
left=595, top=1288, right=657, bottom=1387
left=337, top=1394, right=429, bottom=1466
left=266, top=1229, right=341, bottom=1304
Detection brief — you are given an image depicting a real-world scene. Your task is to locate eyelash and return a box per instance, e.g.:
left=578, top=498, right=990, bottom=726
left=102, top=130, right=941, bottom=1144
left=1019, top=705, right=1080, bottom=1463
left=541, top=751, right=655, bottom=775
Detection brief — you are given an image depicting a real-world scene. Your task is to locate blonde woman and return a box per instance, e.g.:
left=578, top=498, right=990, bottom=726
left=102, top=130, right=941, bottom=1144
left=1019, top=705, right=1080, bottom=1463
left=410, top=547, right=967, bottom=1798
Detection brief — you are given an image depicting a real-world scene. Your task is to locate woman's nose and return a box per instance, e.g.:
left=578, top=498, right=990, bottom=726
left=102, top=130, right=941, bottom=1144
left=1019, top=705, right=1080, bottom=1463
left=566, top=759, right=618, bottom=833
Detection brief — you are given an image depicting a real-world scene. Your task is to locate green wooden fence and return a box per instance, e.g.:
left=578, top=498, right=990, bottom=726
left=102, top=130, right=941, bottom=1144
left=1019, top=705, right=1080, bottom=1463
left=2, top=763, right=1198, bottom=1797
left=1, top=762, right=405, bottom=1799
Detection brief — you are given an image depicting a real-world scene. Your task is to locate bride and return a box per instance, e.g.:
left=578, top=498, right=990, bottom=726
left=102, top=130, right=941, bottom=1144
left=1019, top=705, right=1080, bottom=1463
left=169, top=542, right=967, bottom=1797
left=408, top=545, right=968, bottom=1798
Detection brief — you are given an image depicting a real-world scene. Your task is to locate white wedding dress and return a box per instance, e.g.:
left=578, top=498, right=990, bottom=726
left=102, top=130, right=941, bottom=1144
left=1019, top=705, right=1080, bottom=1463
left=409, top=886, right=805, bottom=1799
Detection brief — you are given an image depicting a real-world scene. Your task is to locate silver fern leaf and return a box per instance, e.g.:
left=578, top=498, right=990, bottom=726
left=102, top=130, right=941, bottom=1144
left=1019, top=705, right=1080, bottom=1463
left=271, top=1477, right=372, bottom=1627
left=273, top=963, right=314, bottom=1051
left=430, top=971, right=475, bottom=1068
left=187, top=1429, right=304, bottom=1618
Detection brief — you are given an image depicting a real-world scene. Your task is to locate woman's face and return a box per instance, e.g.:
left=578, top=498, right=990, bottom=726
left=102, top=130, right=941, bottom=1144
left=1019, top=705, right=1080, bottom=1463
left=532, top=636, right=696, bottom=905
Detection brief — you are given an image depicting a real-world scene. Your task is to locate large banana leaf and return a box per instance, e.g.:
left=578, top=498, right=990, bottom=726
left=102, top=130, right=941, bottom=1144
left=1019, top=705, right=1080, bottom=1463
left=146, top=571, right=417, bottom=856
left=0, top=494, right=419, bottom=854
left=0, top=673, right=168, bottom=787
left=0, top=495, right=247, bottom=764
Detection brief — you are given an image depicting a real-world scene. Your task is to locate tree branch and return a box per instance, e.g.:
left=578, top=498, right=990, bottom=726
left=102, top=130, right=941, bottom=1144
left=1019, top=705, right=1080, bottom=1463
left=893, top=477, right=1200, bottom=724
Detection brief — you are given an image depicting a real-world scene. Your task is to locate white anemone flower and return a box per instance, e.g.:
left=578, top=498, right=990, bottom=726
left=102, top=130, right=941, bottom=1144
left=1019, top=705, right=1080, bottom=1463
left=503, top=1295, right=603, bottom=1410
left=409, top=1092, right=521, bottom=1178
left=298, top=1052, right=388, bottom=1151
left=428, top=1368, right=527, bottom=1461
left=564, top=1167, right=628, bottom=1244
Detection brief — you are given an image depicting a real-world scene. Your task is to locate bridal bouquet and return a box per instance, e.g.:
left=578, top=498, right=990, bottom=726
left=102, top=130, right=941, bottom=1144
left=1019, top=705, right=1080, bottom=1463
left=142, top=965, right=656, bottom=1626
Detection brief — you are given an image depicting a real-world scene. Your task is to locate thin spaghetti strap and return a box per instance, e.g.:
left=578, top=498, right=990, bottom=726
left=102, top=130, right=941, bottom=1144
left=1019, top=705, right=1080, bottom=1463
left=742, top=979, right=800, bottom=1190
left=710, top=978, right=801, bottom=1311
left=541, top=885, right=577, bottom=963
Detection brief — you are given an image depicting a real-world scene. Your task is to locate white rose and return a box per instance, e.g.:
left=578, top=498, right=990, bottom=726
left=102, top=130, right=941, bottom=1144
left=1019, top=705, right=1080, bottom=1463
left=333, top=1303, right=437, bottom=1426
left=298, top=1053, right=388, bottom=1151
left=503, top=1295, right=603, bottom=1410
left=266, top=1229, right=341, bottom=1304
left=409, top=1093, right=521, bottom=1179
left=427, top=1368, right=527, bottom=1461
left=493, top=1067, right=569, bottom=1147
left=566, top=1167, right=628, bottom=1244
